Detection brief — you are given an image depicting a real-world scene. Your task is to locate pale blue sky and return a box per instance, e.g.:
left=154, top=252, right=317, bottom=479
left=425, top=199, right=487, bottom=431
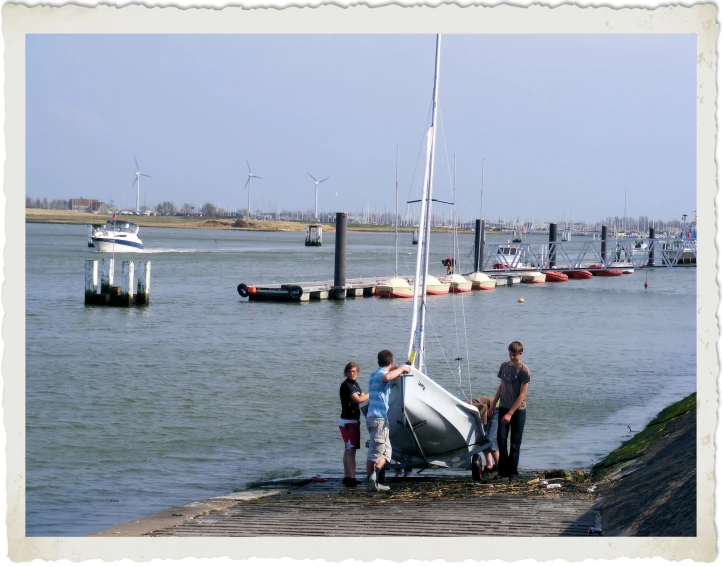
left=26, top=33, right=696, bottom=223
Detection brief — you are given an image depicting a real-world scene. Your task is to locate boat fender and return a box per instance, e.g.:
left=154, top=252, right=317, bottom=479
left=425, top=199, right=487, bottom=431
left=237, top=283, right=249, bottom=298
left=288, top=285, right=303, bottom=300
left=248, top=286, right=257, bottom=294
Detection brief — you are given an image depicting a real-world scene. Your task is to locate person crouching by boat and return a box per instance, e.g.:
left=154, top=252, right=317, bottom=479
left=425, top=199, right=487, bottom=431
left=339, top=361, right=368, bottom=488
left=442, top=257, right=455, bottom=274
left=366, top=349, right=411, bottom=492
left=471, top=395, right=501, bottom=477
left=490, top=341, right=531, bottom=482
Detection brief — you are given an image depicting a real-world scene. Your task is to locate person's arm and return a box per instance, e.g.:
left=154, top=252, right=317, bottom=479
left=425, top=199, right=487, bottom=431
left=489, top=383, right=503, bottom=416
left=382, top=365, right=411, bottom=382
left=351, top=392, right=369, bottom=404
left=501, top=383, right=529, bottom=424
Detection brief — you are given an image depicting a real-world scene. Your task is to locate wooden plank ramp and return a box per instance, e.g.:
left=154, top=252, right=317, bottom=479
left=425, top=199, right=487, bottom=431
left=145, top=478, right=598, bottom=537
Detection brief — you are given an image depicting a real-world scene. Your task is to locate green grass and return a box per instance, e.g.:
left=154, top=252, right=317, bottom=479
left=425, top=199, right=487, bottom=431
left=591, top=392, right=696, bottom=476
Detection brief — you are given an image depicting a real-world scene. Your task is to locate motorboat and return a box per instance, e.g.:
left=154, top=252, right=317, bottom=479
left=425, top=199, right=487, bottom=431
left=91, top=219, right=143, bottom=252
left=542, top=270, right=568, bottom=282
left=466, top=271, right=496, bottom=290
left=493, top=244, right=521, bottom=269
left=519, top=271, right=546, bottom=284
left=386, top=35, right=490, bottom=474
left=440, top=273, right=472, bottom=293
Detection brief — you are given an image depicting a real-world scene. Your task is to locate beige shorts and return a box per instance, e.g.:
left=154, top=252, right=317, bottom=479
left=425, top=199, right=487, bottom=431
left=366, top=417, right=392, bottom=463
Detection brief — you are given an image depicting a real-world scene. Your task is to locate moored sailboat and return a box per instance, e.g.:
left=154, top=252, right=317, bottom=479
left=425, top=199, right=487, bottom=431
left=386, top=35, right=490, bottom=473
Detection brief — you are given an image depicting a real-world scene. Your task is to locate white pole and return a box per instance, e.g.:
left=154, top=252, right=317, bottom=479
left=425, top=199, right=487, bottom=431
left=85, top=260, right=98, bottom=299
left=395, top=145, right=399, bottom=277
left=122, top=261, right=135, bottom=306
left=101, top=258, right=114, bottom=293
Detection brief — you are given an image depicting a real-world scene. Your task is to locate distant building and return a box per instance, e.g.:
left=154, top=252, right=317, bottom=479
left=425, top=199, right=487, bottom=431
left=69, top=198, right=100, bottom=212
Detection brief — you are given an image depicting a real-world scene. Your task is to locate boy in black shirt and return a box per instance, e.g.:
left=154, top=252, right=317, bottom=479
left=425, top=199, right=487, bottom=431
left=339, top=361, right=369, bottom=487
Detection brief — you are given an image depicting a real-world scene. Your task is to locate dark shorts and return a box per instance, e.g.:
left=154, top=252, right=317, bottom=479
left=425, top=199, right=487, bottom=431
left=339, top=422, right=361, bottom=450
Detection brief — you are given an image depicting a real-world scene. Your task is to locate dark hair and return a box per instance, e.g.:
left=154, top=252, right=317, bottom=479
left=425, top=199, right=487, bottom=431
left=508, top=341, right=524, bottom=355
left=344, top=361, right=359, bottom=375
left=377, top=349, right=394, bottom=367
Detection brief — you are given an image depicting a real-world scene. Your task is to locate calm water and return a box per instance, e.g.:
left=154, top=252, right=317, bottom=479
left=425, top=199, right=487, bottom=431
left=25, top=223, right=696, bottom=536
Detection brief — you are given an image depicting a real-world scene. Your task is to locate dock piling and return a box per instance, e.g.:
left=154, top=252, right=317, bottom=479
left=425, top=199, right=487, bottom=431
left=474, top=219, right=485, bottom=272
left=136, top=261, right=151, bottom=305
left=648, top=227, right=655, bottom=266
left=101, top=258, right=114, bottom=293
left=120, top=261, right=135, bottom=307
left=85, top=260, right=99, bottom=304
left=601, top=225, right=608, bottom=264
left=549, top=223, right=557, bottom=268
left=331, top=212, right=347, bottom=300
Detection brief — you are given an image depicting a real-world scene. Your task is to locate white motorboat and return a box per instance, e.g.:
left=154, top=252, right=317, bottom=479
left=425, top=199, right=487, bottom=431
left=387, top=35, right=490, bottom=473
left=91, top=219, right=144, bottom=253
left=466, top=271, right=496, bottom=290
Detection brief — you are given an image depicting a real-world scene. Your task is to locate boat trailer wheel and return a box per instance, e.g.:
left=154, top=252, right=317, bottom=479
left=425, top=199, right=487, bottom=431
left=471, top=454, right=482, bottom=482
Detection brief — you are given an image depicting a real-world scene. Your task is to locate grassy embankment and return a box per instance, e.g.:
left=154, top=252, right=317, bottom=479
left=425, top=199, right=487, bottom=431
left=590, top=392, right=696, bottom=536
left=25, top=208, right=497, bottom=234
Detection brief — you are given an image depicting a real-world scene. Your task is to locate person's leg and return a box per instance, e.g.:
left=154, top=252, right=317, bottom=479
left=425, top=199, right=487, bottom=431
left=509, top=409, right=527, bottom=475
left=496, top=408, right=511, bottom=476
left=488, top=412, right=499, bottom=470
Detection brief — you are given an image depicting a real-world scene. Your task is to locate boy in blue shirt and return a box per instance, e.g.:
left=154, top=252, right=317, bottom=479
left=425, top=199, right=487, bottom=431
left=365, top=349, right=411, bottom=492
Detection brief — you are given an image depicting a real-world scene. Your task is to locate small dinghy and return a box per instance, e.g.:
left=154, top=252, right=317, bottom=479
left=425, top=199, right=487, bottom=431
left=467, top=271, right=496, bottom=290
left=542, top=270, right=568, bottom=282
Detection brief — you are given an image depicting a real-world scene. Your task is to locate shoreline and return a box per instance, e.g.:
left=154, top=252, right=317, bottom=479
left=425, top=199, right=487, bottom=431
left=91, top=392, right=696, bottom=539
left=25, top=208, right=506, bottom=234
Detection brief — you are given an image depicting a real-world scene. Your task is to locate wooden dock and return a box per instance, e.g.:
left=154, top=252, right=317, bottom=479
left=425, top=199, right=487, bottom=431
left=237, top=274, right=529, bottom=302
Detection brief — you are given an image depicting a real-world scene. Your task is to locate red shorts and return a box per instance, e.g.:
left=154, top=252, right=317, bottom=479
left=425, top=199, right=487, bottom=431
left=339, top=422, right=361, bottom=450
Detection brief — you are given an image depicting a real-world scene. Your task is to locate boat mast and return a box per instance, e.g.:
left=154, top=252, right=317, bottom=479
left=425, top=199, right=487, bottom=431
left=407, top=34, right=441, bottom=369
left=395, top=145, right=399, bottom=278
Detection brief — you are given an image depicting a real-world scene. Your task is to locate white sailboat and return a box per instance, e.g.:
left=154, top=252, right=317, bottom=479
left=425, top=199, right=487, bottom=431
left=386, top=35, right=490, bottom=473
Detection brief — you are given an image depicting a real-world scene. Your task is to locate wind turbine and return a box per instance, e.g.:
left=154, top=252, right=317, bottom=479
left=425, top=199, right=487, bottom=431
left=131, top=156, right=152, bottom=214
left=244, top=160, right=262, bottom=218
left=307, top=172, right=330, bottom=221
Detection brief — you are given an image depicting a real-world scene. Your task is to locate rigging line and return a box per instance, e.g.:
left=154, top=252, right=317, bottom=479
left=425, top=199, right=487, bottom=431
left=407, top=101, right=435, bottom=207
left=425, top=305, right=457, bottom=384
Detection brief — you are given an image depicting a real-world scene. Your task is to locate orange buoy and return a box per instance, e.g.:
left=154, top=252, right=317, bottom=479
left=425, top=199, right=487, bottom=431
left=248, top=286, right=257, bottom=294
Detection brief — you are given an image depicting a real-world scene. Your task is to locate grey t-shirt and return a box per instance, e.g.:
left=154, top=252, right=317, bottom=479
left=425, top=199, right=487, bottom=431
left=497, top=361, right=531, bottom=410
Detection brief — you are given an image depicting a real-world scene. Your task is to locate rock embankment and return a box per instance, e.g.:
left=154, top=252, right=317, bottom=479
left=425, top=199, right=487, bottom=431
left=590, top=393, right=696, bottom=536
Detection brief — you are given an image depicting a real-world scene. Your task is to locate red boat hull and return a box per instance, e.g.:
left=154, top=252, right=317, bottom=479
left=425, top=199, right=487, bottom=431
left=542, top=271, right=569, bottom=282
left=560, top=270, right=593, bottom=279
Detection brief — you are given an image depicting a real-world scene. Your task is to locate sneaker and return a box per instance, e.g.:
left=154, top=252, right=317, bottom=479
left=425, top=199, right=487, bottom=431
left=508, top=474, right=519, bottom=482
left=367, top=470, right=379, bottom=492
left=376, top=483, right=390, bottom=491
left=343, top=478, right=361, bottom=487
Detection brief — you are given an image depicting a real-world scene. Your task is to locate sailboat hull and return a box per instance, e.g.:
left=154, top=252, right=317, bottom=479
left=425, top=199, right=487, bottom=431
left=387, top=370, right=490, bottom=468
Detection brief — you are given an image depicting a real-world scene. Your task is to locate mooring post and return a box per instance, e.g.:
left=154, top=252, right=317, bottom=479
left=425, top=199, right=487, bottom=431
left=101, top=258, right=114, bottom=293
left=601, top=225, right=608, bottom=264
left=120, top=261, right=135, bottom=307
left=648, top=227, right=655, bottom=266
left=549, top=223, right=557, bottom=268
left=331, top=212, right=347, bottom=300
left=474, top=219, right=485, bottom=272
left=136, top=261, right=151, bottom=305
left=85, top=260, right=99, bottom=305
